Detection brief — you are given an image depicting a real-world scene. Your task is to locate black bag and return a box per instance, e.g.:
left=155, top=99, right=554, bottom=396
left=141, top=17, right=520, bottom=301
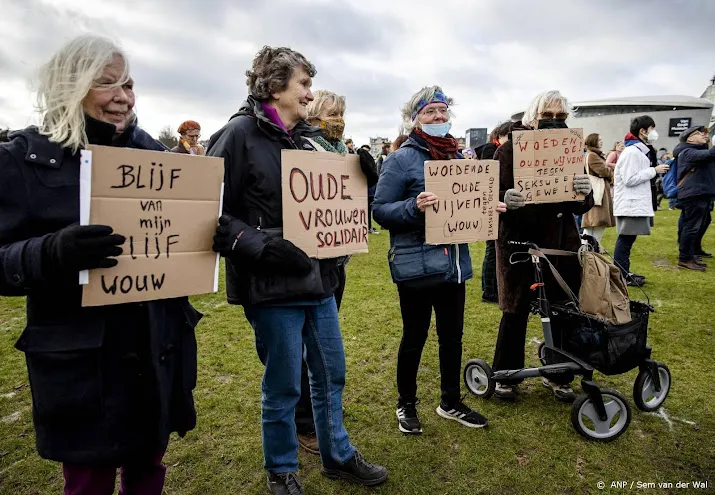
left=247, top=228, right=325, bottom=305
left=551, top=301, right=651, bottom=375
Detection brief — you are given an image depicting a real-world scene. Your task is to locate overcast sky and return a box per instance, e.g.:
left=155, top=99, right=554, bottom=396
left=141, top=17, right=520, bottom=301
left=1, top=0, right=713, bottom=146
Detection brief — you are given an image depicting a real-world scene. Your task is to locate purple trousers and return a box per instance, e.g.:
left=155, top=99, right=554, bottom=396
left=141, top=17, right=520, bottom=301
left=62, top=452, right=166, bottom=495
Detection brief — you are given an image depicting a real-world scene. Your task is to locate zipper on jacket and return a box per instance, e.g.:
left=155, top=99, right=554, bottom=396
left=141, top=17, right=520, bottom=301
left=455, top=244, right=462, bottom=284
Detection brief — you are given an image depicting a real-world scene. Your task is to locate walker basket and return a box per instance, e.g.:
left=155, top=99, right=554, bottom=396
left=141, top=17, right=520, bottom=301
left=549, top=301, right=652, bottom=375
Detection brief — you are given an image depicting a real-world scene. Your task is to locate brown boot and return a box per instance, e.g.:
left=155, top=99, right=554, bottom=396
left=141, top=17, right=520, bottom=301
left=678, top=260, right=706, bottom=271
left=297, top=432, right=319, bottom=455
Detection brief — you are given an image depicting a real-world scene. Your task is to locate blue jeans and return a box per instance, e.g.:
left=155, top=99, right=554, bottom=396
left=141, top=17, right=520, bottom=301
left=244, top=298, right=355, bottom=473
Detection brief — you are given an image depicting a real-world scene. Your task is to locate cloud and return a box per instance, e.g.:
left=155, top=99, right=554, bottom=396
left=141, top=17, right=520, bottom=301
left=0, top=0, right=713, bottom=147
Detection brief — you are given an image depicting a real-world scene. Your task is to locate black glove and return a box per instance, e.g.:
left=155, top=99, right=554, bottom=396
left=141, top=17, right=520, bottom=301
left=356, top=148, right=378, bottom=187
left=260, top=238, right=313, bottom=276
left=42, top=224, right=125, bottom=279
left=213, top=215, right=244, bottom=257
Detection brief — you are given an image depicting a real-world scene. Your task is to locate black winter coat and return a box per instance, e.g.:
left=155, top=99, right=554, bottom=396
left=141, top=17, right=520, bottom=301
left=495, top=122, right=594, bottom=314
left=673, top=143, right=715, bottom=199
left=207, top=96, right=341, bottom=306
left=0, top=121, right=201, bottom=464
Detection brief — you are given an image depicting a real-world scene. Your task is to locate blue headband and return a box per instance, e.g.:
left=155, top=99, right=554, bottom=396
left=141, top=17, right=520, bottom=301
left=412, top=91, right=449, bottom=121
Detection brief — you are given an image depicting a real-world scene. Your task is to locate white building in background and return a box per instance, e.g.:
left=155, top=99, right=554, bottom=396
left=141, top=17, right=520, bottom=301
left=369, top=136, right=391, bottom=157
left=511, top=93, right=713, bottom=153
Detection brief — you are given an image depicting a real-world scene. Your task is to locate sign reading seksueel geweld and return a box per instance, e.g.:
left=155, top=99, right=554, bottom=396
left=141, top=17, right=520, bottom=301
left=424, top=159, right=500, bottom=245
left=512, top=128, right=586, bottom=204
left=281, top=150, right=368, bottom=258
left=79, top=145, right=224, bottom=307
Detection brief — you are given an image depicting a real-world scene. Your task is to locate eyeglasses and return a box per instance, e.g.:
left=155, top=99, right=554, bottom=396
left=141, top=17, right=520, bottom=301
left=186, top=133, right=201, bottom=138
left=420, top=107, right=449, bottom=117
left=540, top=112, right=569, bottom=120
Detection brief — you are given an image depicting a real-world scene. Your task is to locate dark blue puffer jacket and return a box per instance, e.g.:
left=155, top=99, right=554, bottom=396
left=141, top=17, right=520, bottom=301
left=673, top=143, right=715, bottom=199
left=373, top=134, right=473, bottom=285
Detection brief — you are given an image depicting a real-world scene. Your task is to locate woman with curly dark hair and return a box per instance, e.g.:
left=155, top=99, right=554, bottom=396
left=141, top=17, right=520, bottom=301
left=208, top=46, right=387, bottom=495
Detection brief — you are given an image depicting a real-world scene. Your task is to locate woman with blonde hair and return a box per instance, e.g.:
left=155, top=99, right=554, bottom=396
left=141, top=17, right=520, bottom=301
left=0, top=34, right=200, bottom=494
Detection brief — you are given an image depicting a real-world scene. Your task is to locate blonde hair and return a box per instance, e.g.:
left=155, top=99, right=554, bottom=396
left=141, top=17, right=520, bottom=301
left=306, top=90, right=346, bottom=122
left=401, top=85, right=454, bottom=133
left=36, top=34, right=131, bottom=153
left=522, top=90, right=570, bottom=126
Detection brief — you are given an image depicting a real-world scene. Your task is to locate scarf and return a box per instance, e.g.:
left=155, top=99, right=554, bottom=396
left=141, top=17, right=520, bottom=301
left=624, top=132, right=640, bottom=147
left=412, top=128, right=459, bottom=160
left=311, top=135, right=347, bottom=154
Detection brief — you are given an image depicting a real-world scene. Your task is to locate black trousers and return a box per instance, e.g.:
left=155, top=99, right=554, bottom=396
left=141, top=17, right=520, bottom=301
left=679, top=197, right=711, bottom=262
left=481, top=240, right=497, bottom=298
left=396, top=282, right=465, bottom=406
left=295, top=264, right=347, bottom=435
left=493, top=311, right=574, bottom=386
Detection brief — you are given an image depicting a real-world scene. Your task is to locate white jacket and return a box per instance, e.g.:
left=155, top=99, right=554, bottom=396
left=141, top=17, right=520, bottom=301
left=613, top=142, right=656, bottom=217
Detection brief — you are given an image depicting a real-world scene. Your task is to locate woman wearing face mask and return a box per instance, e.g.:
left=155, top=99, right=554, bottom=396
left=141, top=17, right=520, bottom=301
left=0, top=34, right=200, bottom=495
left=612, top=116, right=670, bottom=286
left=289, top=90, right=377, bottom=456
left=374, top=86, right=506, bottom=435
left=492, top=90, right=594, bottom=402
left=171, top=120, right=204, bottom=155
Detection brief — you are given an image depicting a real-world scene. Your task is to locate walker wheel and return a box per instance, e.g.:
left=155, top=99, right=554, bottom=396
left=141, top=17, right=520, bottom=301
left=463, top=359, right=495, bottom=399
left=633, top=363, right=671, bottom=412
left=571, top=388, right=631, bottom=442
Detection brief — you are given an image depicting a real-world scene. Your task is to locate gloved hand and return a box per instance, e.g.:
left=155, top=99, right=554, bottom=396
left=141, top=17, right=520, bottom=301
left=573, top=174, right=592, bottom=195
left=42, top=224, right=125, bottom=279
left=213, top=215, right=246, bottom=257
left=260, top=238, right=313, bottom=276
left=504, top=189, right=525, bottom=210
left=356, top=148, right=378, bottom=186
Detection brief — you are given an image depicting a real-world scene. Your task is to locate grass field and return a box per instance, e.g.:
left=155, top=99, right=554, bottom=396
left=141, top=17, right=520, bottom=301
left=1, top=209, right=714, bottom=495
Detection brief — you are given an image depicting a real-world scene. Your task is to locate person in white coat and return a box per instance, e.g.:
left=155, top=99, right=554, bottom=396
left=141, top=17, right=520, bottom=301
left=613, top=116, right=669, bottom=286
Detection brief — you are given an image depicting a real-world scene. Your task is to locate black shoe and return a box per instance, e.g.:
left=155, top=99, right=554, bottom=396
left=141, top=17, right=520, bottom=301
left=696, top=251, right=713, bottom=258
left=267, top=472, right=304, bottom=495
left=436, top=397, right=488, bottom=428
left=626, top=273, right=645, bottom=287
left=481, top=293, right=499, bottom=304
left=694, top=258, right=707, bottom=267
left=396, top=399, right=422, bottom=434
left=322, top=450, right=388, bottom=486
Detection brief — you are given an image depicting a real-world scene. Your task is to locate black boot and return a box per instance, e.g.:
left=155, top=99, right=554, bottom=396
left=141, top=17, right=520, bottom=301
left=322, top=450, right=388, bottom=486
left=266, top=472, right=304, bottom=495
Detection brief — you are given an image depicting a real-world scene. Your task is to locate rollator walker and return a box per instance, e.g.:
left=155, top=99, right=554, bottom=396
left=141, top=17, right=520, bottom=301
left=463, top=237, right=671, bottom=442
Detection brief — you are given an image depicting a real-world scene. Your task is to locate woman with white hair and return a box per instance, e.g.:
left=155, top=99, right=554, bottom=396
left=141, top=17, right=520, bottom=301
left=492, top=90, right=594, bottom=401
left=374, top=86, right=505, bottom=435
left=0, top=35, right=201, bottom=494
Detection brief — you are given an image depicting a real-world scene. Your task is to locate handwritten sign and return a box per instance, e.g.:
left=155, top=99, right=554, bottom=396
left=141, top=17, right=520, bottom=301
left=512, top=128, right=586, bottom=204
left=79, top=145, right=224, bottom=306
left=424, top=159, right=500, bottom=245
left=281, top=150, right=368, bottom=258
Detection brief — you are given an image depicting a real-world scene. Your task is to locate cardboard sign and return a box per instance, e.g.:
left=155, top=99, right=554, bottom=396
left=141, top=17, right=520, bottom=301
left=512, top=128, right=586, bottom=204
left=424, top=159, right=500, bottom=245
left=281, top=150, right=368, bottom=258
left=79, top=145, right=224, bottom=306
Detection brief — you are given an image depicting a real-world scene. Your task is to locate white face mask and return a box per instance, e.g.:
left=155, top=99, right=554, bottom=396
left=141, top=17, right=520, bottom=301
left=646, top=130, right=659, bottom=142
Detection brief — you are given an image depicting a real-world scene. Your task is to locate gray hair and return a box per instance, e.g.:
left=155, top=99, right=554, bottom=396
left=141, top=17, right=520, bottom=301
left=522, top=90, right=570, bottom=126
left=36, top=34, right=130, bottom=153
left=245, top=46, right=316, bottom=101
left=400, top=85, right=454, bottom=133
left=306, top=90, right=346, bottom=122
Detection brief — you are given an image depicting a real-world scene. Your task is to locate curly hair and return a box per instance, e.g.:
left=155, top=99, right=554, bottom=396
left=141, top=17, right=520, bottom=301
left=177, top=120, right=200, bottom=135
left=245, top=46, right=316, bottom=101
